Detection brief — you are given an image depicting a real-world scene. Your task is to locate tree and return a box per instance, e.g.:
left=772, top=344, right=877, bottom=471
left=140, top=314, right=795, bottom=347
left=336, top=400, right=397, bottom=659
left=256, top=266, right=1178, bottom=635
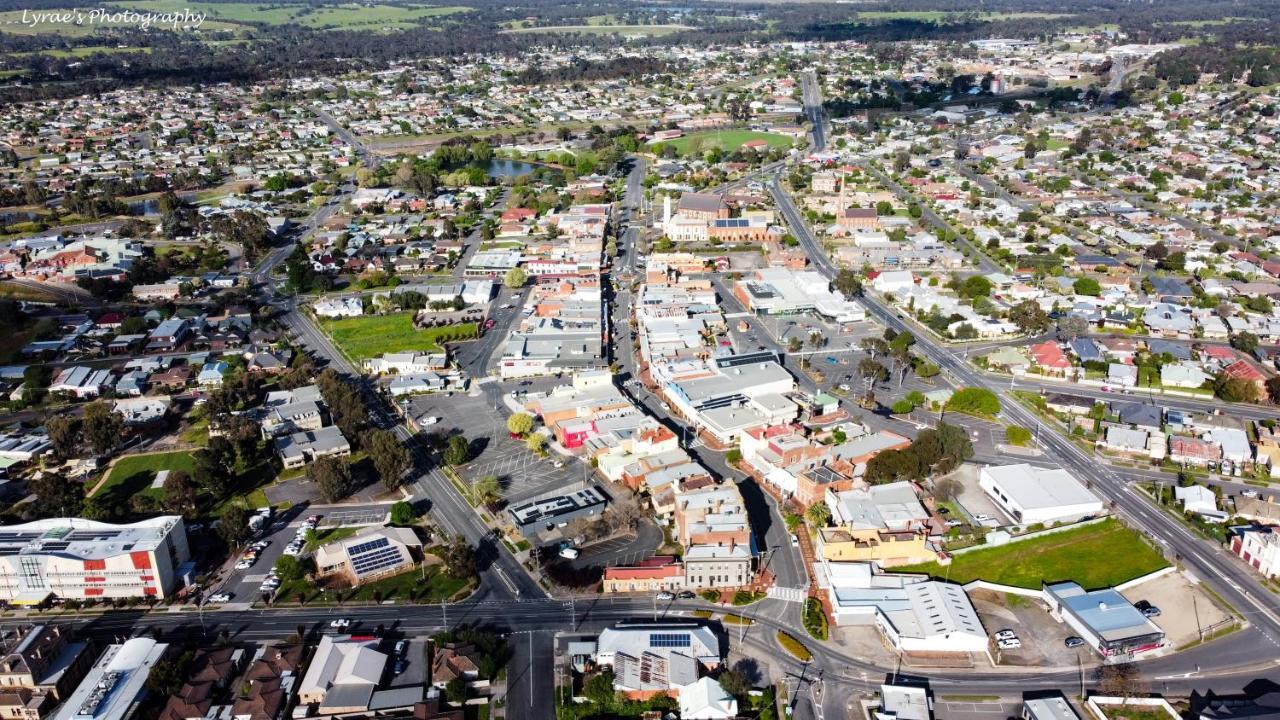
left=161, top=470, right=199, bottom=518
left=1268, top=376, right=1280, bottom=404
left=583, top=671, right=617, bottom=706
left=443, top=435, right=470, bottom=466
left=442, top=535, right=476, bottom=580
left=472, top=475, right=501, bottom=507
left=390, top=501, right=417, bottom=525
left=1073, top=277, right=1101, bottom=296
left=857, top=358, right=888, bottom=384
left=1230, top=332, right=1259, bottom=355
left=787, top=337, right=802, bottom=353
left=218, top=504, right=253, bottom=547
left=725, top=449, right=742, bottom=464
left=1009, top=300, right=1051, bottom=334
left=311, top=456, right=353, bottom=503
left=1057, top=315, right=1091, bottom=341
left=503, top=267, right=527, bottom=289
left=274, top=554, right=305, bottom=583
left=945, top=388, right=1001, bottom=417
left=525, top=433, right=547, bottom=455
left=834, top=268, right=862, bottom=297
left=146, top=650, right=191, bottom=696
left=30, top=474, right=83, bottom=519
left=506, top=413, right=535, bottom=437
left=1213, top=374, right=1260, bottom=403
left=1095, top=662, right=1147, bottom=699
left=933, top=477, right=962, bottom=502
left=445, top=677, right=467, bottom=704
left=363, top=428, right=410, bottom=490
left=958, top=275, right=992, bottom=299
left=45, top=415, right=79, bottom=458
left=805, top=502, right=831, bottom=527
left=82, top=402, right=124, bottom=455
left=718, top=669, right=749, bottom=698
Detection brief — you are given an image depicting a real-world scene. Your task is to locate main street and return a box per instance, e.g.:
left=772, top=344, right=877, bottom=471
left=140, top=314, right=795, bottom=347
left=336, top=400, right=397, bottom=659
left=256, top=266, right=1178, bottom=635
left=3, top=594, right=1272, bottom=713
left=766, top=160, right=1280, bottom=690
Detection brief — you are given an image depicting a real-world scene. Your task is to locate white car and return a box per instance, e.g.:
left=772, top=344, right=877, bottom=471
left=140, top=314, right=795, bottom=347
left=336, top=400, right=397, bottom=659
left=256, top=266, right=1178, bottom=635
left=998, top=639, right=1022, bottom=650
left=559, top=547, right=580, bottom=560
left=994, top=629, right=1017, bottom=640
left=207, top=592, right=232, bottom=603
left=421, top=416, right=440, bottom=426
left=330, top=618, right=351, bottom=630
left=234, top=561, right=253, bottom=570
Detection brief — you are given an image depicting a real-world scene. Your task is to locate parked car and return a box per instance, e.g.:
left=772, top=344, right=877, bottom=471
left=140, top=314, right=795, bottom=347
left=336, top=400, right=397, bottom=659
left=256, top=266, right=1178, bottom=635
left=395, top=640, right=409, bottom=656
left=1141, top=606, right=1162, bottom=618
left=558, top=547, right=580, bottom=560
left=656, top=591, right=675, bottom=601
left=330, top=618, right=351, bottom=630
left=677, top=590, right=696, bottom=600
left=997, top=638, right=1022, bottom=650
left=207, top=592, right=232, bottom=604
left=421, top=416, right=440, bottom=426
left=994, top=629, right=1017, bottom=640
left=1065, top=636, right=1086, bottom=648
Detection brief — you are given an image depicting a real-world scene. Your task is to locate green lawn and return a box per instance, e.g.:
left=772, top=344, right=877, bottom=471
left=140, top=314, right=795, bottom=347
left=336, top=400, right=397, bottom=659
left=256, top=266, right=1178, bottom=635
left=93, top=450, right=197, bottom=503
left=899, top=519, right=1168, bottom=590
left=274, top=563, right=473, bottom=605
left=304, top=526, right=358, bottom=553
left=652, top=130, right=795, bottom=157
left=317, top=313, right=478, bottom=363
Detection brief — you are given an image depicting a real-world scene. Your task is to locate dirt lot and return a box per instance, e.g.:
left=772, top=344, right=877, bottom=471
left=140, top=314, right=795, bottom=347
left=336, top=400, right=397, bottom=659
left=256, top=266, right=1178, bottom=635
left=831, top=624, right=898, bottom=668
left=1120, top=570, right=1233, bottom=650
left=970, top=589, right=1084, bottom=668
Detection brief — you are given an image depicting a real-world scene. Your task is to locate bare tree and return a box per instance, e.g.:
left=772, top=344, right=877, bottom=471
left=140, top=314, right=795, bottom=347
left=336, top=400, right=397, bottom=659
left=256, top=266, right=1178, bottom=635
left=1094, top=662, right=1147, bottom=699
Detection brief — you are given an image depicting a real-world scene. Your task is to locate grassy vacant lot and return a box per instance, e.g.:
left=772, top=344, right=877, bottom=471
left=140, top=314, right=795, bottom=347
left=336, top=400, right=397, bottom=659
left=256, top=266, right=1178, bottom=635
left=318, top=313, right=477, bottom=362
left=899, top=519, right=1168, bottom=590
left=653, top=130, right=795, bottom=157
left=93, top=450, right=196, bottom=503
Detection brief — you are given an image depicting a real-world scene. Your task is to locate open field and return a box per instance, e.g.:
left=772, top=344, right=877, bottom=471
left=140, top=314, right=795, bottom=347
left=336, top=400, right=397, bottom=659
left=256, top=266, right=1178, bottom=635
left=318, top=312, right=478, bottom=362
left=93, top=450, right=197, bottom=503
left=99, top=1, right=471, bottom=31
left=898, top=519, right=1169, bottom=590
left=502, top=23, right=690, bottom=36
left=0, top=7, right=240, bottom=35
left=15, top=45, right=153, bottom=58
left=651, top=129, right=795, bottom=156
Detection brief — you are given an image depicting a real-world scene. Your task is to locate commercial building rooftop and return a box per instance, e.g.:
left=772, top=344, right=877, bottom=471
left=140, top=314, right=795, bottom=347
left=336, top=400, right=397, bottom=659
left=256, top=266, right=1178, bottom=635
left=0, top=517, right=183, bottom=561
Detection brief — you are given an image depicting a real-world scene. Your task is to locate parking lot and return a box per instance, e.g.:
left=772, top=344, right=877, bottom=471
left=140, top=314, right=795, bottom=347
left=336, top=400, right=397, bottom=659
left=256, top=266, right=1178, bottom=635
left=404, top=390, right=585, bottom=505
left=211, top=508, right=315, bottom=605
left=944, top=463, right=1016, bottom=526
left=1120, top=570, right=1233, bottom=649
left=969, top=589, right=1083, bottom=668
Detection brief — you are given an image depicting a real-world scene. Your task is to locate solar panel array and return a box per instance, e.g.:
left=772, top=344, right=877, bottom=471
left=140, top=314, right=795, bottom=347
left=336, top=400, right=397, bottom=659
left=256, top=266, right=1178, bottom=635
left=648, top=633, right=691, bottom=649
left=348, top=537, right=404, bottom=577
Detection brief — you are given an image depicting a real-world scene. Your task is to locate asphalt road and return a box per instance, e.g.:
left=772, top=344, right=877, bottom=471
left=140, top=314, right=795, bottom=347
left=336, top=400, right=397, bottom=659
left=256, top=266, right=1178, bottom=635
left=766, top=169, right=1280, bottom=693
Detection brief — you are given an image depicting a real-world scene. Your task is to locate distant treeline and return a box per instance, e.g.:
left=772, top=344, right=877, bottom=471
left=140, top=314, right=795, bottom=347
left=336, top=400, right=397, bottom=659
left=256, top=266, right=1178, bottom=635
left=2, top=0, right=1279, bottom=102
